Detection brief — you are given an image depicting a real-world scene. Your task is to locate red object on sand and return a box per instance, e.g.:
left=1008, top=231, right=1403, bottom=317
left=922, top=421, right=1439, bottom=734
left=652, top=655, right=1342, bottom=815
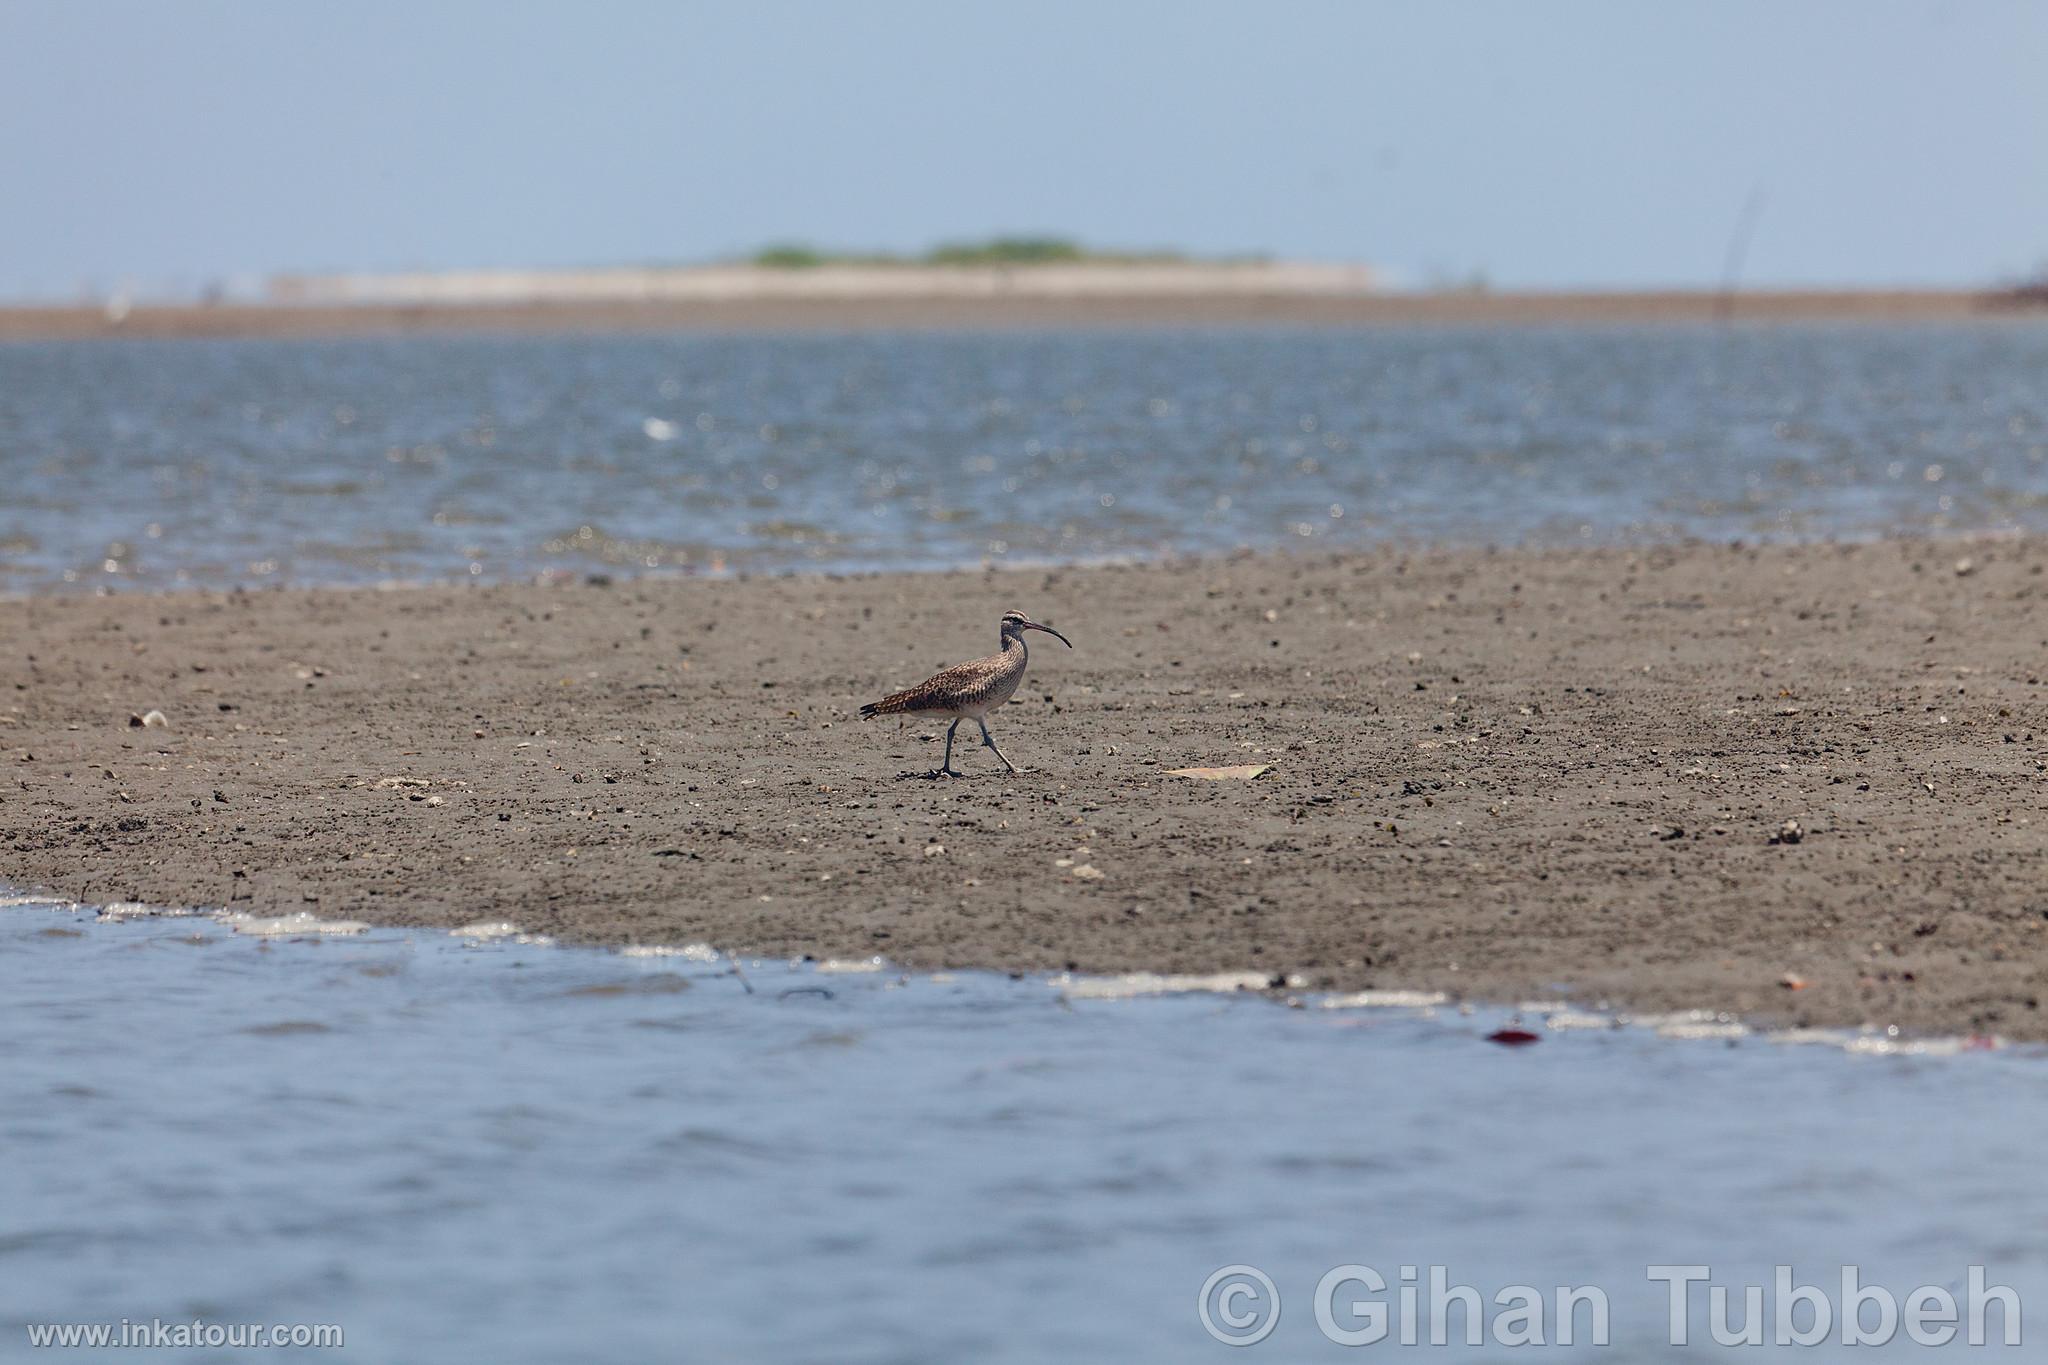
left=1486, top=1028, right=1541, bottom=1046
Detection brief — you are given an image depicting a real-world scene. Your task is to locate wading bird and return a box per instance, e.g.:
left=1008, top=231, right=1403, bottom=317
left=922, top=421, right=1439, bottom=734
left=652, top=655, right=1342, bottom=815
left=859, top=610, right=1073, bottom=777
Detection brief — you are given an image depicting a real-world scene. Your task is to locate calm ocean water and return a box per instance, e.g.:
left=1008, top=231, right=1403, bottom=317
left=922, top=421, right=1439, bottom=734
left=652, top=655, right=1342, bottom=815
left=3, top=323, right=2047, bottom=589
left=3, top=899, right=2041, bottom=1363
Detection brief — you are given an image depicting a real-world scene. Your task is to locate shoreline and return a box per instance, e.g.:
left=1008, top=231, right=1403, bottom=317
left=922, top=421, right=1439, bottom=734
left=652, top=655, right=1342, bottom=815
left=2, top=891, right=2002, bottom=1056
left=1, top=288, right=2039, bottom=341
left=7, top=541, right=2048, bottom=1039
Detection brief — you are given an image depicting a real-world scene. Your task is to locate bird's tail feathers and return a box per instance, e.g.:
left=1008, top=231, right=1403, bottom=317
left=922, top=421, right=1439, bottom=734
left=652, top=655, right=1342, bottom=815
left=861, top=686, right=930, bottom=719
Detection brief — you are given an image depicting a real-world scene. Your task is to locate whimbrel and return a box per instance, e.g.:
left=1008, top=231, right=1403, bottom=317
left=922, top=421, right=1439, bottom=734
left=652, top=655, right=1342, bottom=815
left=860, top=610, right=1073, bottom=777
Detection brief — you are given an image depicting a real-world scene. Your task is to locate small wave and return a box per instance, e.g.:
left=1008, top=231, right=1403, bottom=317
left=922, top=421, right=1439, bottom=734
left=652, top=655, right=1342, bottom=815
left=451, top=921, right=555, bottom=947
left=1053, top=970, right=1274, bottom=999
left=218, top=911, right=368, bottom=937
left=815, top=956, right=890, bottom=974
left=1318, top=989, right=1450, bottom=1009
left=619, top=943, right=722, bottom=962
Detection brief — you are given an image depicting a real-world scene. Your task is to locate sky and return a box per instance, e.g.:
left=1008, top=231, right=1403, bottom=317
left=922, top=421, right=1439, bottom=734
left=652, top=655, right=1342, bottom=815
left=1, top=0, right=2043, bottom=299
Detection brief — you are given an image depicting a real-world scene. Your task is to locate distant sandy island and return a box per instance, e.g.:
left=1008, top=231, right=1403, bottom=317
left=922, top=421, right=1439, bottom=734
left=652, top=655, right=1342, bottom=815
left=7, top=541, right=2048, bottom=1039
left=0, top=287, right=2037, bottom=340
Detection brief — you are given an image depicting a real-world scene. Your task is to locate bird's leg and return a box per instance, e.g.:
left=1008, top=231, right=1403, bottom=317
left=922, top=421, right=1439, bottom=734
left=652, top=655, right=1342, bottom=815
left=931, top=717, right=962, bottom=778
left=977, top=718, right=1018, bottom=773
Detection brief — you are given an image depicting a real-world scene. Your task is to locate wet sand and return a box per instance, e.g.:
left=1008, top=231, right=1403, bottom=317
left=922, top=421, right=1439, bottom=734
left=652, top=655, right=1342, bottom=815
left=0, top=288, right=2029, bottom=340
left=6, top=541, right=2048, bottom=1038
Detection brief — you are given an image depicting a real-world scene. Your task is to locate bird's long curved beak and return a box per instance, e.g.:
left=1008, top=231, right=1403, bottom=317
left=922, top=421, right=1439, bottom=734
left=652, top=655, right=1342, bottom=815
left=1023, top=619, right=1072, bottom=648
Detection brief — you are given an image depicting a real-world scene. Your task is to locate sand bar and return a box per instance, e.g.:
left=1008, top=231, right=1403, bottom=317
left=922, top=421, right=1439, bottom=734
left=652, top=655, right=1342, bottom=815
left=5, top=541, right=2047, bottom=1038
left=1, top=288, right=2036, bottom=341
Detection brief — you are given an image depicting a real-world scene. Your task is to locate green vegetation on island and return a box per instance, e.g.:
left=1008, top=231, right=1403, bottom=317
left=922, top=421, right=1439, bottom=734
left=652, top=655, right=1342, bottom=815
left=746, top=236, right=1217, bottom=269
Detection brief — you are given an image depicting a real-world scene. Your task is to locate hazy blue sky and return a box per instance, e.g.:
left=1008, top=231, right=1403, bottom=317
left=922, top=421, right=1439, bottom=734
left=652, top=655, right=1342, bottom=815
left=2, top=1, right=2043, bottom=298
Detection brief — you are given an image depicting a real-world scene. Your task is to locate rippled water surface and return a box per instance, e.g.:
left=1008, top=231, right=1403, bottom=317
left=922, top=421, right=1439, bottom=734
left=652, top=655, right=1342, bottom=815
left=3, top=901, right=2041, bottom=1361
left=4, top=323, right=2047, bottom=588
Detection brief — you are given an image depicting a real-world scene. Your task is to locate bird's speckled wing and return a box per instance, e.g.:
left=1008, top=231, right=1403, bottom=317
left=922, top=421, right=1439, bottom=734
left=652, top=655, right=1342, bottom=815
left=860, top=652, right=1011, bottom=717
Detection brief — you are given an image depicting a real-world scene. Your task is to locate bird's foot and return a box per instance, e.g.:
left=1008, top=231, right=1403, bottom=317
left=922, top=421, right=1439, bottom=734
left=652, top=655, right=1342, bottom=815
left=917, top=767, right=963, bottom=781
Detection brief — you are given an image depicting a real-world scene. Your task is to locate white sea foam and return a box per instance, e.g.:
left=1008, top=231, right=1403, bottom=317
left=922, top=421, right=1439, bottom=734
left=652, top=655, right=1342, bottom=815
left=451, top=921, right=523, bottom=941
left=1838, top=1033, right=1972, bottom=1058
left=1534, top=1010, right=1615, bottom=1031
left=97, top=902, right=200, bottom=922
left=447, top=921, right=554, bottom=946
left=0, top=892, right=79, bottom=910
left=217, top=911, right=368, bottom=937
left=619, top=943, right=722, bottom=962
left=1655, top=1019, right=1751, bottom=1041
left=816, top=956, right=891, bottom=974
left=1056, top=970, right=1270, bottom=1000
left=1318, top=989, right=1449, bottom=1010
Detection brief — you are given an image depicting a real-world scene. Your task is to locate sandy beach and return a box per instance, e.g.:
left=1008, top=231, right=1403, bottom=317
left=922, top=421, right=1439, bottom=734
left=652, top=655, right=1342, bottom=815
left=6, top=540, right=2047, bottom=1038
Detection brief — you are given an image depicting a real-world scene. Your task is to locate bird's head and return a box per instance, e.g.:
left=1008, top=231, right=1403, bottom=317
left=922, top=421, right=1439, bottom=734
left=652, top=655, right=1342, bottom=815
left=1001, top=609, right=1072, bottom=648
